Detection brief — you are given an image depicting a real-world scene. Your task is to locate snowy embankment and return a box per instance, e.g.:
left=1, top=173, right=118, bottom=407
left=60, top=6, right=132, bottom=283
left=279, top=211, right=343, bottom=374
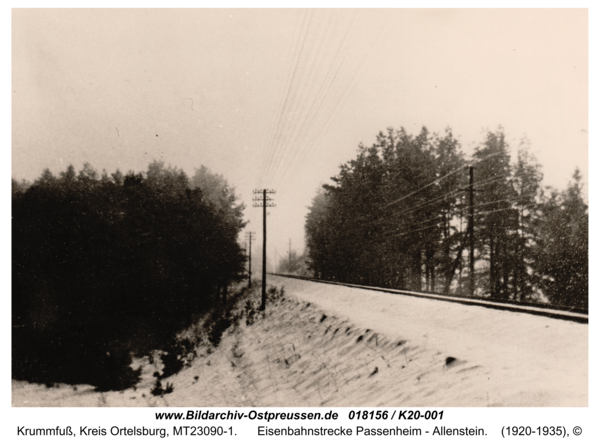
left=13, top=275, right=587, bottom=407
left=266, top=275, right=588, bottom=407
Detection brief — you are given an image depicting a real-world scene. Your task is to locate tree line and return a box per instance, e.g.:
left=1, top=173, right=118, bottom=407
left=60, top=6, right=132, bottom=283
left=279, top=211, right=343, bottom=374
left=12, top=161, right=246, bottom=389
left=276, top=249, right=310, bottom=276
left=305, top=127, right=588, bottom=310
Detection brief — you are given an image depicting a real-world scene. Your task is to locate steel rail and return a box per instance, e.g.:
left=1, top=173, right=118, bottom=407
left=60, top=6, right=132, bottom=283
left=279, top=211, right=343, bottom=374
left=269, top=273, right=588, bottom=324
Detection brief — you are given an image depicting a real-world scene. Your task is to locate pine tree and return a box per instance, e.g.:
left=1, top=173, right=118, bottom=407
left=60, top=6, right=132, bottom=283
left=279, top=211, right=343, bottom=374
left=471, top=129, right=515, bottom=299
left=510, top=140, right=543, bottom=301
left=534, top=169, right=588, bottom=309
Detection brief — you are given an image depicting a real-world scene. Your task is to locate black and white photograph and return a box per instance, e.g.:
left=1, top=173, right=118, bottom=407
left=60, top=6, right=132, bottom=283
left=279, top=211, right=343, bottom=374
left=10, top=4, right=590, bottom=422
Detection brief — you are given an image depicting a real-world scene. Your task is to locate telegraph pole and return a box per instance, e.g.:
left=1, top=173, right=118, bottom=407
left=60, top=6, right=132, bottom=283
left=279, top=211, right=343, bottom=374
left=468, top=166, right=475, bottom=297
left=262, top=190, right=267, bottom=309
left=245, top=231, right=255, bottom=288
left=253, top=189, right=276, bottom=311
left=288, top=239, right=292, bottom=271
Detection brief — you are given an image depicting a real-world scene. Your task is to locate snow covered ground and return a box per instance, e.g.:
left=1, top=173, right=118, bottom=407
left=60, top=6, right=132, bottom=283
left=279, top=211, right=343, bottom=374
left=12, top=275, right=587, bottom=407
left=267, top=275, right=588, bottom=406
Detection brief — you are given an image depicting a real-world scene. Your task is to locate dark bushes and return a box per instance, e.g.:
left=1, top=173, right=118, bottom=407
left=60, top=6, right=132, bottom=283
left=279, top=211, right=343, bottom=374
left=12, top=162, right=246, bottom=390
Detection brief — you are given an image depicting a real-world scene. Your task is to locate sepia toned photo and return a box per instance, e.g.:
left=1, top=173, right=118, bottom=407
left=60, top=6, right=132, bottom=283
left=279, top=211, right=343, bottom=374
left=12, top=8, right=587, bottom=409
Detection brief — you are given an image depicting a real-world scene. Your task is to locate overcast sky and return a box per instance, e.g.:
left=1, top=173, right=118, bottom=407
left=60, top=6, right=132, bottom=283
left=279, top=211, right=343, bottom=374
left=12, top=8, right=588, bottom=265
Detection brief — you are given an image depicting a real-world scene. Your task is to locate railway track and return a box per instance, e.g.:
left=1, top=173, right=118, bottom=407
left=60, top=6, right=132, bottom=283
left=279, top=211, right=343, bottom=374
left=270, top=273, right=588, bottom=324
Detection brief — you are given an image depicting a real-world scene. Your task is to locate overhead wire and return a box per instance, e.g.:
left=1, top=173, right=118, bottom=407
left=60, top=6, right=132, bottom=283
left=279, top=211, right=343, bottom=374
left=320, top=151, right=507, bottom=228
left=256, top=9, right=309, bottom=188
left=349, top=168, right=508, bottom=236
left=269, top=10, right=342, bottom=186
left=379, top=191, right=537, bottom=237
left=379, top=165, right=466, bottom=210
left=261, top=9, right=330, bottom=185
left=453, top=194, right=538, bottom=213
left=352, top=172, right=505, bottom=228
left=245, top=10, right=381, bottom=192
left=326, top=172, right=506, bottom=238
left=374, top=150, right=504, bottom=209
left=254, top=10, right=391, bottom=193
left=256, top=10, right=313, bottom=188
left=256, top=9, right=316, bottom=188
left=271, top=10, right=363, bottom=188
left=260, top=9, right=339, bottom=187
left=367, top=185, right=466, bottom=225
left=275, top=12, right=387, bottom=189
left=371, top=206, right=520, bottom=245
left=341, top=175, right=536, bottom=244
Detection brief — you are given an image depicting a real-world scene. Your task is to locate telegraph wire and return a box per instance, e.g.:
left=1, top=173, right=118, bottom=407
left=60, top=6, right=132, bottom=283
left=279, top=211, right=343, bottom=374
left=355, top=172, right=506, bottom=228
left=340, top=184, right=537, bottom=242
left=263, top=10, right=337, bottom=186
left=261, top=9, right=336, bottom=186
left=257, top=9, right=312, bottom=186
left=253, top=10, right=384, bottom=191
left=274, top=12, right=387, bottom=189
left=257, top=10, right=313, bottom=188
left=266, top=11, right=351, bottom=187
left=371, top=206, right=519, bottom=245
left=269, top=12, right=357, bottom=187
left=380, top=166, right=466, bottom=210
left=379, top=193, right=537, bottom=240
left=256, top=9, right=309, bottom=188
left=271, top=10, right=362, bottom=187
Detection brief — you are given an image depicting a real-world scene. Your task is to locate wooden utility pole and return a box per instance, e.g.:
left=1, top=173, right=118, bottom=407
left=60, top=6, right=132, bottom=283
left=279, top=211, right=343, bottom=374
left=245, top=231, right=255, bottom=288
left=288, top=239, right=292, bottom=271
left=253, top=189, right=276, bottom=311
left=262, top=190, right=267, bottom=308
left=468, top=166, right=475, bottom=297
